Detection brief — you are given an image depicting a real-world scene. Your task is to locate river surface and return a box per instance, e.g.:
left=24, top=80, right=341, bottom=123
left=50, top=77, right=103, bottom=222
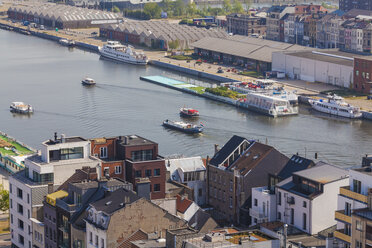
left=0, top=29, right=370, bottom=167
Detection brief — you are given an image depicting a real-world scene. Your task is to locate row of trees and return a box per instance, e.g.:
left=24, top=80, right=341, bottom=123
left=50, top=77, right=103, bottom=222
left=124, top=0, right=252, bottom=20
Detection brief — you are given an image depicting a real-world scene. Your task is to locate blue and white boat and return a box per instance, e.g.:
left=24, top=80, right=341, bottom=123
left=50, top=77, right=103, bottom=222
left=162, top=120, right=203, bottom=134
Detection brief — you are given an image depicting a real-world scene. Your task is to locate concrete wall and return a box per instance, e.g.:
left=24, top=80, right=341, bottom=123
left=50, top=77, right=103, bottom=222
left=251, top=186, right=276, bottom=225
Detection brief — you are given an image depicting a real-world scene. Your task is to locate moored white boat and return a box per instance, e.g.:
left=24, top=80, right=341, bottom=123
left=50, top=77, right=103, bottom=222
left=10, top=102, right=33, bottom=114
left=99, top=41, right=148, bottom=65
left=309, top=95, right=362, bottom=119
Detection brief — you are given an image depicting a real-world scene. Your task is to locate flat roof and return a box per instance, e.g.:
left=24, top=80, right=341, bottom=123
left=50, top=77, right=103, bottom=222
left=131, top=239, right=165, bottom=248
left=192, top=36, right=312, bottom=63
left=293, top=161, right=348, bottom=184
left=282, top=50, right=355, bottom=67
left=117, top=135, right=157, bottom=146
left=352, top=166, right=372, bottom=176
left=44, top=136, right=87, bottom=145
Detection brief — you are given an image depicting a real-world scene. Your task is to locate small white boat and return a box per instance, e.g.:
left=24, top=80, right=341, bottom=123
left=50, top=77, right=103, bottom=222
left=309, top=94, right=362, bottom=119
left=59, top=38, right=75, bottom=47
left=10, top=102, right=33, bottom=114
left=82, top=77, right=96, bottom=86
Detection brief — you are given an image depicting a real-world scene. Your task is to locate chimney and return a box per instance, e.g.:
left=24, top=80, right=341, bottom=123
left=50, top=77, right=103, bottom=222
left=124, top=136, right=128, bottom=145
left=47, top=183, right=54, bottom=194
left=54, top=132, right=57, bottom=141
left=214, top=144, right=219, bottom=154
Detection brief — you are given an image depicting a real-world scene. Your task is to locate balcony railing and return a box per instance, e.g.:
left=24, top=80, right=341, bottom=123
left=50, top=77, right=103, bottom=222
left=249, top=208, right=267, bottom=219
left=335, top=210, right=351, bottom=224
left=339, top=186, right=367, bottom=203
left=334, top=230, right=351, bottom=244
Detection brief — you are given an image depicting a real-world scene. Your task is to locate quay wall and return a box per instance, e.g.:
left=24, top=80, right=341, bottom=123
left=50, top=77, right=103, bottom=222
left=149, top=60, right=238, bottom=83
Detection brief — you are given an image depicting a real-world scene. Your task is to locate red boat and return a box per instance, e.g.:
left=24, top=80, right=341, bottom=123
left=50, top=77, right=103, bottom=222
left=180, top=108, right=200, bottom=118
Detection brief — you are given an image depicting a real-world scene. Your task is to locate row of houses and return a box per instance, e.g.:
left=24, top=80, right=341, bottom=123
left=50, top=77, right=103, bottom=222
left=99, top=20, right=227, bottom=50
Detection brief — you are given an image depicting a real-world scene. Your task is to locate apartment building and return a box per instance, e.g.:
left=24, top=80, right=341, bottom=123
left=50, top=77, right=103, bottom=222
left=250, top=155, right=314, bottom=225
left=340, top=0, right=372, bottom=12
left=266, top=5, right=295, bottom=41
left=9, top=133, right=100, bottom=248
left=91, top=135, right=166, bottom=200
left=166, top=156, right=206, bottom=206
left=226, top=13, right=266, bottom=36
left=316, top=13, right=344, bottom=49
left=334, top=165, right=372, bottom=247
left=85, top=188, right=187, bottom=248
left=207, top=135, right=289, bottom=226
left=276, top=162, right=349, bottom=235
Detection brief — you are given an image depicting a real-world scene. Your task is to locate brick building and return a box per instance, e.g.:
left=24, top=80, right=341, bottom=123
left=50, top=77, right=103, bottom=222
left=90, top=135, right=166, bottom=200
left=226, top=13, right=266, bottom=36
left=353, top=57, right=372, bottom=94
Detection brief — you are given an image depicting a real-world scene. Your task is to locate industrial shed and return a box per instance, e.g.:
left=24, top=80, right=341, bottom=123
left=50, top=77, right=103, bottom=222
left=99, top=20, right=228, bottom=50
left=192, top=36, right=312, bottom=73
left=7, top=3, right=122, bottom=29
left=272, top=50, right=355, bottom=88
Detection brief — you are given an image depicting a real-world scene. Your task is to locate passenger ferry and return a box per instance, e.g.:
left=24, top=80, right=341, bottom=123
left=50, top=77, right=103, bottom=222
left=99, top=41, right=148, bottom=65
left=237, top=93, right=298, bottom=117
left=163, top=120, right=203, bottom=134
left=10, top=102, right=33, bottom=114
left=309, top=95, right=362, bottom=119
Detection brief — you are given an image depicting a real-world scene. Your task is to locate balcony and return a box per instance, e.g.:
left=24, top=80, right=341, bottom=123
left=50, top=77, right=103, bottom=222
left=340, top=186, right=367, bottom=203
left=335, top=210, right=351, bottom=224
left=249, top=208, right=268, bottom=220
left=334, top=230, right=351, bottom=244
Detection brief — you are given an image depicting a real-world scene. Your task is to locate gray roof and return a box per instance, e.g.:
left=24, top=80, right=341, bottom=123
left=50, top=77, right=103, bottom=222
left=192, top=36, right=312, bottom=63
left=293, top=161, right=348, bottom=184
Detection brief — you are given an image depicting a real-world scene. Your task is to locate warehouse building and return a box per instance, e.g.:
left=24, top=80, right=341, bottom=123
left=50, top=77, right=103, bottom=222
left=99, top=20, right=227, bottom=50
left=272, top=50, right=355, bottom=88
left=192, top=36, right=312, bottom=73
left=7, top=3, right=122, bottom=29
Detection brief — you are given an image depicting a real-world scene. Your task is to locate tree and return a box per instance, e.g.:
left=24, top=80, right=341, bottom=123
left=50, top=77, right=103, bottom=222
left=112, top=5, right=120, bottom=13
left=173, top=0, right=185, bottom=16
left=0, top=186, right=9, bottom=212
left=186, top=2, right=197, bottom=17
left=144, top=2, right=162, bottom=19
left=168, top=39, right=179, bottom=50
left=222, top=0, right=232, bottom=14
left=232, top=0, right=243, bottom=13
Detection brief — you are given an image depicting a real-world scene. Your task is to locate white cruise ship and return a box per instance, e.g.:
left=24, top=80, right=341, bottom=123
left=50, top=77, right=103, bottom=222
left=237, top=93, right=298, bottom=117
left=99, top=41, right=148, bottom=65
left=309, top=95, right=362, bottom=119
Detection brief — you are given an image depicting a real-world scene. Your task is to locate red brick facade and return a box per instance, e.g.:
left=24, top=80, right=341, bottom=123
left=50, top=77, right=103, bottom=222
left=354, top=58, right=372, bottom=94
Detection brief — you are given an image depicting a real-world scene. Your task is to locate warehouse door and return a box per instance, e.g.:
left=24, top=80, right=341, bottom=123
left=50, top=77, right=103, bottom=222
left=293, top=67, right=300, bottom=79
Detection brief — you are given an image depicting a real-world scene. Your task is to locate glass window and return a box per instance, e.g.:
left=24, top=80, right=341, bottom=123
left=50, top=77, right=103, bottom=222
left=60, top=147, right=84, bottom=160
left=303, top=213, right=307, bottom=230
left=145, top=169, right=152, bottom=177
left=356, top=220, right=363, bottom=231
left=131, top=149, right=153, bottom=161
left=154, top=169, right=160, bottom=176
left=229, top=197, right=233, bottom=208
left=135, top=170, right=142, bottom=178
left=353, top=180, right=362, bottom=194
left=278, top=191, right=282, bottom=206
left=17, top=204, right=23, bottom=215
left=154, top=184, right=160, bottom=192
left=254, top=199, right=258, bottom=206
left=115, top=166, right=121, bottom=174
left=17, top=188, right=23, bottom=199
left=18, top=219, right=24, bottom=230
left=278, top=212, right=281, bottom=220
left=100, top=147, right=107, bottom=158
left=303, top=201, right=307, bottom=208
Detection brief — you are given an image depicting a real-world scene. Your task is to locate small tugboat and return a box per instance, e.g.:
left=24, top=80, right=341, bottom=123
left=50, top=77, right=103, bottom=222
left=10, top=102, right=33, bottom=114
left=180, top=108, right=199, bottom=118
left=309, top=94, right=362, bottom=119
left=162, top=120, right=203, bottom=134
left=82, top=77, right=96, bottom=86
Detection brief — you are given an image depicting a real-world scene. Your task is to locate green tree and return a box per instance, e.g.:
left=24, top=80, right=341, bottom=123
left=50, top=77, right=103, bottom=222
left=144, top=2, right=162, bottom=19
left=162, top=0, right=172, bottom=13
left=232, top=0, right=243, bottom=13
left=222, top=0, right=232, bottom=13
left=168, top=39, right=179, bottom=50
left=112, top=5, right=120, bottom=13
left=186, top=2, right=197, bottom=16
left=173, top=0, right=185, bottom=16
left=0, top=186, right=9, bottom=212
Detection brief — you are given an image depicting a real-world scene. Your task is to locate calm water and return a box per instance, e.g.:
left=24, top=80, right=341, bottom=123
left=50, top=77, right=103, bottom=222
left=0, top=29, right=370, bottom=167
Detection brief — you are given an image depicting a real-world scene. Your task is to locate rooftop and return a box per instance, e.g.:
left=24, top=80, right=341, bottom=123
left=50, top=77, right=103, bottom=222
left=90, top=187, right=140, bottom=214
left=0, top=134, right=34, bottom=157
left=352, top=166, right=372, bottom=176
left=131, top=239, right=166, bottom=248
left=117, top=135, right=157, bottom=146
left=44, top=136, right=87, bottom=145
left=353, top=208, right=372, bottom=221
left=166, top=156, right=205, bottom=173
left=293, top=161, right=348, bottom=184
left=281, top=50, right=356, bottom=67
left=176, top=195, right=193, bottom=214
left=276, top=155, right=314, bottom=179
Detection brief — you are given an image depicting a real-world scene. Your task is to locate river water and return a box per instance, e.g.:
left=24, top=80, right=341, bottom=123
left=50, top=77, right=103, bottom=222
left=0, top=29, right=370, bottom=167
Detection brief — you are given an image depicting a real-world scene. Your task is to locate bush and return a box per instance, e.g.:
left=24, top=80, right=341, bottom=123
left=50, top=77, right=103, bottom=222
left=205, top=87, right=242, bottom=99
left=169, top=55, right=193, bottom=60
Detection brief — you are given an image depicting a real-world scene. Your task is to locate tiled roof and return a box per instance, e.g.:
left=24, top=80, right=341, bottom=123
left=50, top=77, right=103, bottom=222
left=91, top=188, right=140, bottom=214
left=176, top=195, right=192, bottom=214
left=117, top=229, right=148, bottom=248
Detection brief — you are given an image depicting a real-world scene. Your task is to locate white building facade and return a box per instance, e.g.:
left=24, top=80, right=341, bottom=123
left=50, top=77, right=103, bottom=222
left=250, top=186, right=277, bottom=225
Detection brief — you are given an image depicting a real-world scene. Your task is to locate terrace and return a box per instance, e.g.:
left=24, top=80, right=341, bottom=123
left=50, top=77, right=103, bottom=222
left=0, top=134, right=33, bottom=157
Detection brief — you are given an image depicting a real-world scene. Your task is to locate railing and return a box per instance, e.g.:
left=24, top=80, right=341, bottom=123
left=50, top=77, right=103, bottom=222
left=335, top=210, right=351, bottom=224
left=249, top=208, right=267, bottom=219
left=334, top=230, right=351, bottom=244
left=340, top=186, right=367, bottom=203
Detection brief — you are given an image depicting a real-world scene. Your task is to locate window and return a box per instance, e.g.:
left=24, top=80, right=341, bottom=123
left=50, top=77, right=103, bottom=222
left=229, top=180, right=233, bottom=192
left=353, top=179, right=362, bottom=193
left=303, top=201, right=307, bottom=208
left=356, top=240, right=362, bottom=248
left=9, top=184, right=12, bottom=194
left=254, top=198, right=258, bottom=206
left=104, top=167, right=109, bottom=177
left=17, top=204, right=23, bottom=215
left=303, top=213, right=307, bottom=230
left=356, top=70, right=359, bottom=76
left=27, top=193, right=29, bottom=204
left=198, top=188, right=203, bottom=197
left=19, top=234, right=24, bottom=245
left=131, top=149, right=153, bottom=161
left=345, top=202, right=352, bottom=216
left=135, top=170, right=142, bottom=178
left=100, top=147, right=107, bottom=158
left=145, top=169, right=152, bottom=177
left=356, top=220, right=363, bottom=231
left=18, top=219, right=24, bottom=230
left=89, top=232, right=92, bottom=243
left=28, top=210, right=30, bottom=219
left=115, top=166, right=122, bottom=174
left=290, top=208, right=294, bottom=225
left=17, top=188, right=23, bottom=199
left=278, top=212, right=281, bottom=220
left=229, top=197, right=233, bottom=208
left=154, top=168, right=161, bottom=176
left=101, top=238, right=104, bottom=248
left=278, top=191, right=282, bottom=206
left=58, top=147, right=84, bottom=160
left=367, top=73, right=370, bottom=79
left=95, top=235, right=98, bottom=246
left=10, top=214, right=13, bottom=224
left=154, top=184, right=160, bottom=192
left=10, top=199, right=12, bottom=209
